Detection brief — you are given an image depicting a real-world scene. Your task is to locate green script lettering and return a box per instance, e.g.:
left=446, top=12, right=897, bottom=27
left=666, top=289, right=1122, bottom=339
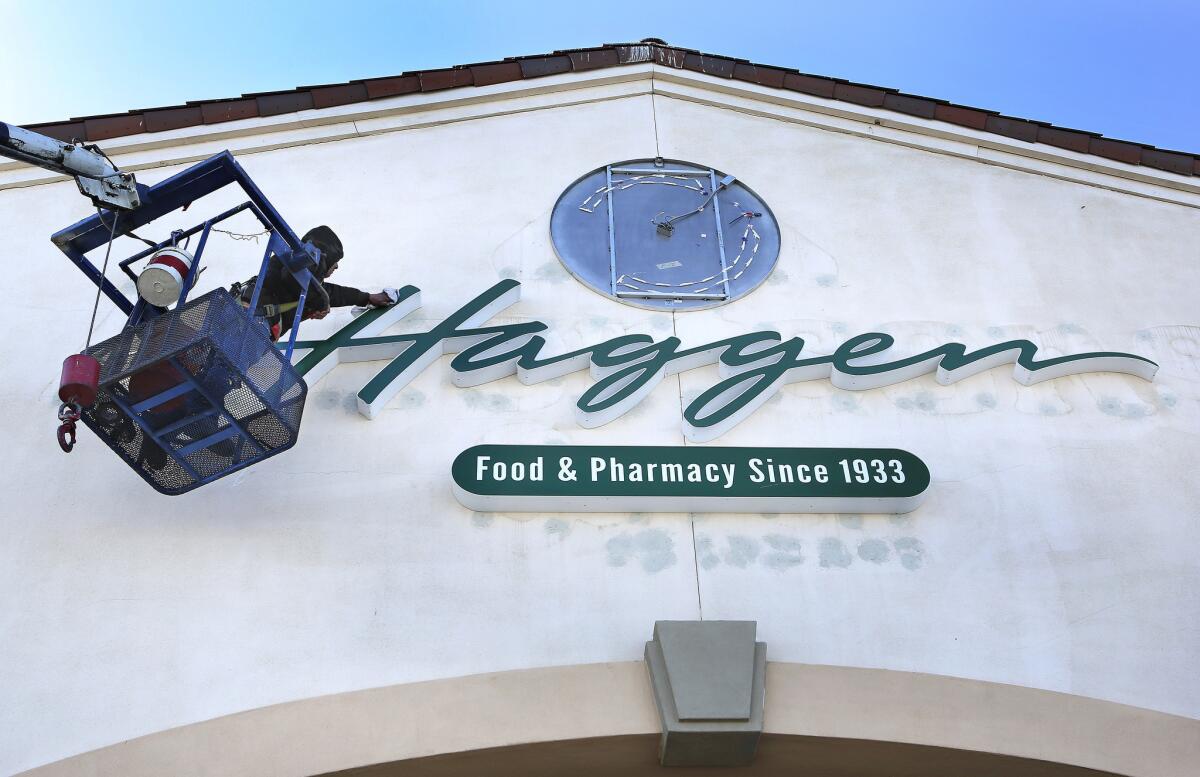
left=284, top=281, right=1159, bottom=440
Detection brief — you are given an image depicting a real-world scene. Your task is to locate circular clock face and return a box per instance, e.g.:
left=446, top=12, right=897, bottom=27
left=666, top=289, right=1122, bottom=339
left=550, top=159, right=781, bottom=311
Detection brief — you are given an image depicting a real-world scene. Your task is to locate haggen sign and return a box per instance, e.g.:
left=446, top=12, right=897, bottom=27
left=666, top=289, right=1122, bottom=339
left=287, top=279, right=1157, bottom=441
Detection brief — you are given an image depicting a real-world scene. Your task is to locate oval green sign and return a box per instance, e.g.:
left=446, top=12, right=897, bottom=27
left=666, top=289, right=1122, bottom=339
left=452, top=445, right=930, bottom=514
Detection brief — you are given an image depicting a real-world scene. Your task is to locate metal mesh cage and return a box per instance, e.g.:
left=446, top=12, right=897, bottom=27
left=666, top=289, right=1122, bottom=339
left=81, top=288, right=307, bottom=495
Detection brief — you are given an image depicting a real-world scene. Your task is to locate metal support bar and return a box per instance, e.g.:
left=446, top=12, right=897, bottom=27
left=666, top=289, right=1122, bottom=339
left=153, top=407, right=219, bottom=439
left=709, top=169, right=732, bottom=300
left=126, top=298, right=150, bottom=328
left=610, top=168, right=711, bottom=176
left=175, top=426, right=239, bottom=458
left=282, top=271, right=310, bottom=360
left=52, top=152, right=321, bottom=326
left=617, top=291, right=728, bottom=300
left=62, top=239, right=133, bottom=317
left=246, top=236, right=276, bottom=318
left=118, top=201, right=255, bottom=277
left=225, top=155, right=311, bottom=267
left=605, top=164, right=617, bottom=296
left=103, top=389, right=204, bottom=482
left=177, top=221, right=211, bottom=307
left=118, top=201, right=256, bottom=270
left=130, top=381, right=195, bottom=413
left=171, top=355, right=264, bottom=460
left=48, top=146, right=334, bottom=426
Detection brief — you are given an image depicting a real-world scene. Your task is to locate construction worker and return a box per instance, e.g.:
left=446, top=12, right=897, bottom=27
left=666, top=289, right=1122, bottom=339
left=234, top=225, right=393, bottom=340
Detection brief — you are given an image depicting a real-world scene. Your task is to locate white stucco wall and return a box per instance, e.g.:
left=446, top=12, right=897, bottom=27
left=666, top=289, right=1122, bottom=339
left=0, top=72, right=1197, bottom=773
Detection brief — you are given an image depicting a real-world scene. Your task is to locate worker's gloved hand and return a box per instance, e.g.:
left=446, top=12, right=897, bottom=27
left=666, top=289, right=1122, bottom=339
left=367, top=288, right=403, bottom=307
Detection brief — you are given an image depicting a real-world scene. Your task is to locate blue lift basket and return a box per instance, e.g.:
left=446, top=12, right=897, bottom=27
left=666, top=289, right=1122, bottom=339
left=52, top=151, right=327, bottom=495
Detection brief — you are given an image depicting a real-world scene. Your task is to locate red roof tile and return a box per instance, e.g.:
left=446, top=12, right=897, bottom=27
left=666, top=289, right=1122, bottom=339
left=363, top=75, right=420, bottom=100
left=15, top=40, right=1196, bottom=177
left=1036, top=125, right=1095, bottom=154
left=196, top=98, right=259, bottom=125
left=143, top=106, right=204, bottom=133
left=985, top=115, right=1040, bottom=143
left=935, top=103, right=992, bottom=131
left=310, top=83, right=369, bottom=109
left=418, top=67, right=473, bottom=92
left=883, top=93, right=939, bottom=119
left=469, top=61, right=523, bottom=87
left=784, top=73, right=836, bottom=99
left=254, top=91, right=315, bottom=117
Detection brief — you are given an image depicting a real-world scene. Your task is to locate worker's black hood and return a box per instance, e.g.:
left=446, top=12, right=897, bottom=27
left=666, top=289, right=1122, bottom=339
left=302, top=225, right=343, bottom=277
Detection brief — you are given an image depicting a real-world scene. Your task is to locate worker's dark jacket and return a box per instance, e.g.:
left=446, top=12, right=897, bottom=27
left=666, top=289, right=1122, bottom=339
left=234, top=256, right=369, bottom=338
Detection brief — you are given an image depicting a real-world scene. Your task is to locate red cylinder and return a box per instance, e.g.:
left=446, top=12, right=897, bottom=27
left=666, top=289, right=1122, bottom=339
left=59, top=354, right=101, bottom=407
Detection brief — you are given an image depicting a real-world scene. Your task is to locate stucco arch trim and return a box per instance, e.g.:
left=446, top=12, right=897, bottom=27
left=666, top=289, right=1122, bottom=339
left=17, top=661, right=1198, bottom=777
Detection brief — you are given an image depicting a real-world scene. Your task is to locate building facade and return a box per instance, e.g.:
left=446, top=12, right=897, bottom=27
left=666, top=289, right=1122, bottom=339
left=0, top=43, right=1197, bottom=776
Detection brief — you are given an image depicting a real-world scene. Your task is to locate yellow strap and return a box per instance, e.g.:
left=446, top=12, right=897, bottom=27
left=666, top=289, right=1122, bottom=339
left=238, top=299, right=299, bottom=315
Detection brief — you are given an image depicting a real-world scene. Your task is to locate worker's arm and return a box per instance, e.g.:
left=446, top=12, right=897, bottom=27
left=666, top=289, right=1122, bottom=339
left=323, top=282, right=369, bottom=308
left=321, top=282, right=391, bottom=309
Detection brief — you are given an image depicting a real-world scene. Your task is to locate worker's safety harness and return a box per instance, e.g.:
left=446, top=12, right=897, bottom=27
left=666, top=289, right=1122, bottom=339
left=230, top=277, right=306, bottom=340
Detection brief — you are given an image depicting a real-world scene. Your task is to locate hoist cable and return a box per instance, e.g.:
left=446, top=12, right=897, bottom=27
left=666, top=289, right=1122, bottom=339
left=85, top=208, right=121, bottom=350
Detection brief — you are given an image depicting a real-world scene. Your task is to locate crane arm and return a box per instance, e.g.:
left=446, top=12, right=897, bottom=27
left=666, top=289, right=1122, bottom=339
left=0, top=121, right=140, bottom=210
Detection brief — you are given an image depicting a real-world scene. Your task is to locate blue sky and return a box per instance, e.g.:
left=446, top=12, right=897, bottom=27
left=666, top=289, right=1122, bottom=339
left=2, top=0, right=1196, bottom=151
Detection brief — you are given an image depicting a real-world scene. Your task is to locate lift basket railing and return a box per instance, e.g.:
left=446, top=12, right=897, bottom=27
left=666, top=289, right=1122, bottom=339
left=81, top=289, right=306, bottom=495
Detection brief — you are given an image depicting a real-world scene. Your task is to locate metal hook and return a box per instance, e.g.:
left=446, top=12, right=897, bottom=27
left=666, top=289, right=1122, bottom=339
left=56, top=402, right=81, bottom=453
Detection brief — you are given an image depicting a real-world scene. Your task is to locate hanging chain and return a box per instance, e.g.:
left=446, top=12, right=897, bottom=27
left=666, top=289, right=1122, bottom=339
left=212, top=227, right=270, bottom=242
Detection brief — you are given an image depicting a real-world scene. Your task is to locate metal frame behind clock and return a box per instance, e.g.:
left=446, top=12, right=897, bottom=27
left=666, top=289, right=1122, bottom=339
left=550, top=158, right=782, bottom=312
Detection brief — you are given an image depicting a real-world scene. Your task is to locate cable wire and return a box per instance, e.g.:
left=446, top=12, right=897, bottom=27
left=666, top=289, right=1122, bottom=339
left=85, top=208, right=121, bottom=350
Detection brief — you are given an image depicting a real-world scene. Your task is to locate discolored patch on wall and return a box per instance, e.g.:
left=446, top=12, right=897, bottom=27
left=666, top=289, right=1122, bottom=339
left=763, top=534, right=803, bottom=570
left=895, top=391, right=939, bottom=413
left=606, top=529, right=676, bottom=573
left=722, top=535, right=760, bottom=568
left=819, top=537, right=853, bottom=568
left=314, top=388, right=343, bottom=411
left=544, top=518, right=571, bottom=539
left=385, top=387, right=425, bottom=412
left=832, top=394, right=860, bottom=413
left=857, top=538, right=890, bottom=564
left=462, top=390, right=517, bottom=412
left=894, top=537, right=925, bottom=570
left=695, top=534, right=721, bottom=570
left=533, top=261, right=569, bottom=283
left=838, top=514, right=863, bottom=530
left=1098, top=396, right=1153, bottom=419
left=688, top=530, right=925, bottom=574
